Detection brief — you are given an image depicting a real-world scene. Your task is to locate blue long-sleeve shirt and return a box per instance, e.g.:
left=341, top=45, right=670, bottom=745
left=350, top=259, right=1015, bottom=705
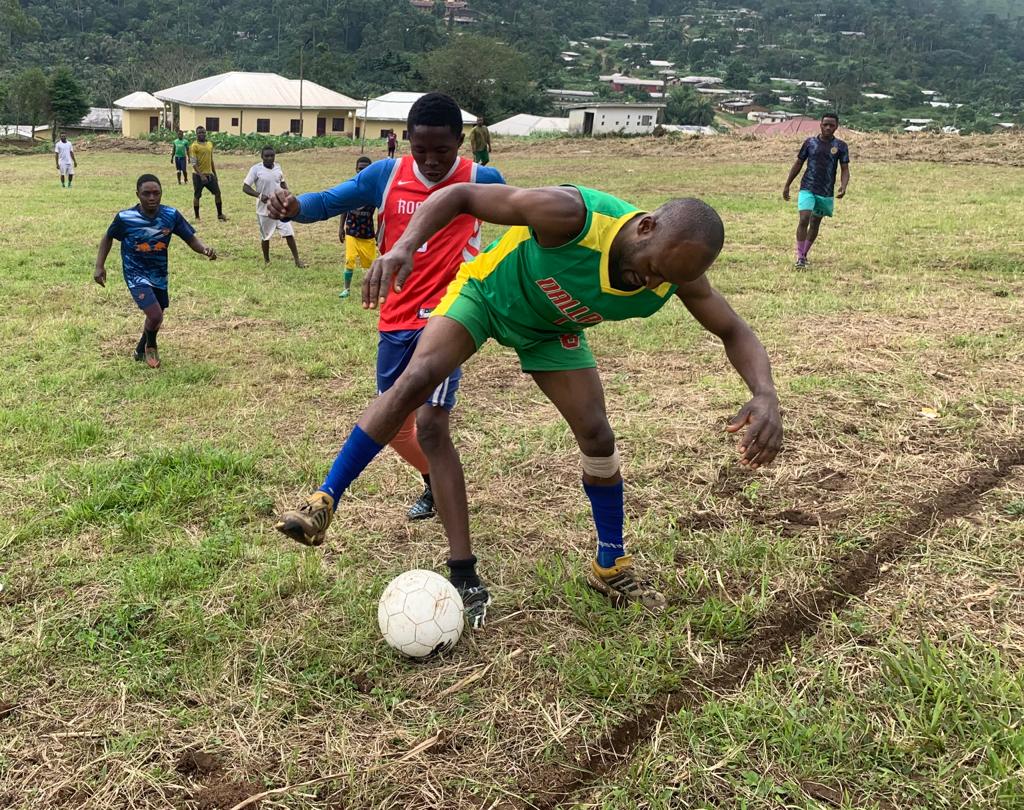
left=293, top=158, right=505, bottom=224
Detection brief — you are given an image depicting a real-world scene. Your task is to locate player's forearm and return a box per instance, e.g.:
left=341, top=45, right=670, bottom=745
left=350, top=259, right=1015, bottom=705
left=784, top=162, right=803, bottom=187
left=95, top=235, right=113, bottom=269
left=722, top=325, right=778, bottom=399
left=391, top=185, right=469, bottom=254
left=186, top=235, right=213, bottom=256
left=840, top=166, right=850, bottom=188
left=242, top=183, right=260, bottom=198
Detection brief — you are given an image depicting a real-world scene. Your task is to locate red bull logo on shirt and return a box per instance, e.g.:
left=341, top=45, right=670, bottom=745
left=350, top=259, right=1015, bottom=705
left=536, top=277, right=604, bottom=326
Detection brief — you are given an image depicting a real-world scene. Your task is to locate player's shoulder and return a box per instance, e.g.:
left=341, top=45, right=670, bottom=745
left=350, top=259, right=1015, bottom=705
left=474, top=164, right=505, bottom=185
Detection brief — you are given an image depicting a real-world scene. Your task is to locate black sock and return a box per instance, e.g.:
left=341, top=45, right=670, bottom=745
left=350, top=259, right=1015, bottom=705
left=447, top=555, right=480, bottom=590
left=216, top=200, right=223, bottom=216
left=194, top=206, right=200, bottom=219
left=135, top=333, right=146, bottom=355
left=145, top=329, right=158, bottom=349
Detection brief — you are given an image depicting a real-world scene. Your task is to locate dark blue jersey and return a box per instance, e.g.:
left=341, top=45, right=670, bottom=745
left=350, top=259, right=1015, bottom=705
left=106, top=204, right=195, bottom=289
left=797, top=136, right=850, bottom=197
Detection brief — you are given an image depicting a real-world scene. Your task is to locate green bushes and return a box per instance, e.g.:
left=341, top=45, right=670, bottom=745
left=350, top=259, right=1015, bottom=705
left=141, top=127, right=370, bottom=153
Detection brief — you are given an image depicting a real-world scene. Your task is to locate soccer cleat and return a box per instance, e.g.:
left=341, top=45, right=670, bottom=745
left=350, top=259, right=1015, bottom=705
left=144, top=347, right=160, bottom=368
left=339, top=288, right=350, bottom=299
left=457, top=584, right=492, bottom=630
left=275, top=491, right=335, bottom=546
left=217, top=214, right=229, bottom=222
left=794, top=257, right=808, bottom=269
left=407, top=485, right=436, bottom=521
left=133, top=349, right=144, bottom=362
left=586, top=555, right=667, bottom=612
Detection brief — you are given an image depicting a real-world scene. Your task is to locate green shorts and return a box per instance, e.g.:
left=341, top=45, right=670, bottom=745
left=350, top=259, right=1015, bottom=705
left=472, top=149, right=490, bottom=165
left=433, top=275, right=596, bottom=373
left=797, top=189, right=834, bottom=218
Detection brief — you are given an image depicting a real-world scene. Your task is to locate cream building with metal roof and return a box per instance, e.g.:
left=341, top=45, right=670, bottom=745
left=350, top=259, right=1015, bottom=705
left=152, top=72, right=361, bottom=137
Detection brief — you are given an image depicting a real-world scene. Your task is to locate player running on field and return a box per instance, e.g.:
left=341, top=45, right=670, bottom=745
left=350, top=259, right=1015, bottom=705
left=171, top=129, right=190, bottom=184
left=55, top=134, right=76, bottom=187
left=267, top=93, right=505, bottom=626
left=782, top=112, right=850, bottom=268
left=243, top=145, right=306, bottom=267
left=339, top=156, right=377, bottom=299
left=274, top=183, right=783, bottom=617
left=189, top=125, right=227, bottom=221
left=94, top=174, right=217, bottom=368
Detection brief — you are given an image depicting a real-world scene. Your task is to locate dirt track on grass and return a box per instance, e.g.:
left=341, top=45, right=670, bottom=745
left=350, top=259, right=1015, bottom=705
left=525, top=446, right=1024, bottom=809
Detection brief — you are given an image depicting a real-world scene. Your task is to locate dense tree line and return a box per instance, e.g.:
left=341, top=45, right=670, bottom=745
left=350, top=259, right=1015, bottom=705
left=2, top=0, right=1024, bottom=127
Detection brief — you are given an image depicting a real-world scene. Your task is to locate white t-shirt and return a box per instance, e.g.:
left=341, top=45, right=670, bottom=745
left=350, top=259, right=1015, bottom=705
left=243, top=162, right=285, bottom=216
left=54, top=140, right=74, bottom=163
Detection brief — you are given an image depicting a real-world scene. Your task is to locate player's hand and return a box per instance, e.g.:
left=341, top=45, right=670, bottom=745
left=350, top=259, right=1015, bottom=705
left=782, top=186, right=791, bottom=202
left=836, top=187, right=847, bottom=199
left=726, top=393, right=782, bottom=469
left=266, top=189, right=299, bottom=220
left=363, top=247, right=415, bottom=309
left=93, top=266, right=106, bottom=287
left=204, top=246, right=217, bottom=261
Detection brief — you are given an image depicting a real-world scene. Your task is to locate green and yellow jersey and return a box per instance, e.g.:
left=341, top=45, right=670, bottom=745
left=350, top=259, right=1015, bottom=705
left=434, top=186, right=677, bottom=372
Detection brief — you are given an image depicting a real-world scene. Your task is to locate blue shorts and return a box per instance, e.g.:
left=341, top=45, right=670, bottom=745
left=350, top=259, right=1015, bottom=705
left=174, top=156, right=187, bottom=171
left=128, top=285, right=169, bottom=311
left=377, top=329, right=460, bottom=411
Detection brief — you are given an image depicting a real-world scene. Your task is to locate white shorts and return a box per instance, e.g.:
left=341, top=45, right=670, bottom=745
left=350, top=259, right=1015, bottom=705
left=258, top=214, right=294, bottom=240
left=59, top=162, right=74, bottom=175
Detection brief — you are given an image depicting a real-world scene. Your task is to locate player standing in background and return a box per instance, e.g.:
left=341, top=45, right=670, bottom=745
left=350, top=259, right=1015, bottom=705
left=242, top=145, right=305, bottom=267
left=339, top=156, right=377, bottom=299
left=54, top=134, right=76, bottom=187
left=469, top=117, right=491, bottom=166
left=93, top=174, right=217, bottom=368
left=782, top=112, right=850, bottom=268
left=267, top=93, right=505, bottom=627
left=386, top=130, right=398, bottom=159
left=171, top=130, right=190, bottom=184
left=189, top=126, right=227, bottom=221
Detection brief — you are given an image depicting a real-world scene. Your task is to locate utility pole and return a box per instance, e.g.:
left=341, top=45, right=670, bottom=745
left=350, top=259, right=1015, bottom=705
left=299, top=35, right=313, bottom=137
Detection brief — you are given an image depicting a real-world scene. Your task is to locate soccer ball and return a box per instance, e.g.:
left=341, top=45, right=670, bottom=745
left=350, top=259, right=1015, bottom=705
left=378, top=569, right=464, bottom=659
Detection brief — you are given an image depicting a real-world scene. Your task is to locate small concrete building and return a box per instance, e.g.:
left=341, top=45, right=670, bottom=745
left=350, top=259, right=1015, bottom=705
left=354, top=92, right=477, bottom=140
left=568, top=103, right=664, bottom=135
left=114, top=91, right=166, bottom=137
left=154, top=71, right=360, bottom=136
left=490, top=114, right=570, bottom=136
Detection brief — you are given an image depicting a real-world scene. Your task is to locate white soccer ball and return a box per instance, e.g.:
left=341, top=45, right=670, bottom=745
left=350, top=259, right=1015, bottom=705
left=378, top=569, right=465, bottom=659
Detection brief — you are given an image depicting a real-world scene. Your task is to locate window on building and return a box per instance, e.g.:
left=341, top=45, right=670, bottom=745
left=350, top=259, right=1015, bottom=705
left=231, top=117, right=239, bottom=126
left=256, top=118, right=270, bottom=133
left=205, top=117, right=220, bottom=132
left=641, top=115, right=652, bottom=126
left=332, top=117, right=345, bottom=131
left=289, top=119, right=301, bottom=134
left=355, top=126, right=361, bottom=139
left=402, top=129, right=409, bottom=139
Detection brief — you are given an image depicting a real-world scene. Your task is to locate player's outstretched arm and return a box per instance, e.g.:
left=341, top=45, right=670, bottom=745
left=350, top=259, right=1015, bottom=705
left=362, top=184, right=585, bottom=308
left=676, top=276, right=782, bottom=469
left=94, top=234, right=113, bottom=286
left=185, top=235, right=217, bottom=260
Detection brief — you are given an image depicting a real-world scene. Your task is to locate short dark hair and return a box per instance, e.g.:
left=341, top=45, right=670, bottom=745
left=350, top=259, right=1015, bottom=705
left=261, top=144, right=275, bottom=154
left=356, top=155, right=372, bottom=167
left=822, top=112, right=840, bottom=123
left=407, top=92, right=464, bottom=137
left=137, top=173, right=161, bottom=190
left=655, top=198, right=725, bottom=256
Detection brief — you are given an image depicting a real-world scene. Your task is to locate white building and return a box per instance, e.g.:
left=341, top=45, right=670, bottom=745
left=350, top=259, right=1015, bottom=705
left=355, top=91, right=477, bottom=139
left=568, top=103, right=664, bottom=135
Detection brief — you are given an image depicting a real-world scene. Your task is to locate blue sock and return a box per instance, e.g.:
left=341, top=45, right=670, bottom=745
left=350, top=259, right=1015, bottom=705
left=319, top=425, right=384, bottom=509
left=584, top=479, right=625, bottom=568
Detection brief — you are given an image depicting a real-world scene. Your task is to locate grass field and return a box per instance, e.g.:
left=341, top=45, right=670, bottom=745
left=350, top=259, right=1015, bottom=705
left=1, top=137, right=1023, bottom=810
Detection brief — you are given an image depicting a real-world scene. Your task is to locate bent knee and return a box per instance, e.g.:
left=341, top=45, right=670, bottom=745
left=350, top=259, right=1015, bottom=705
left=415, top=408, right=451, bottom=453
left=575, top=419, right=615, bottom=457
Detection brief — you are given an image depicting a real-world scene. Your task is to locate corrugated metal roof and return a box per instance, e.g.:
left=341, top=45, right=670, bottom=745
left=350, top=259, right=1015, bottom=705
left=738, top=116, right=837, bottom=136
left=490, top=114, right=569, bottom=136
left=114, top=91, right=163, bottom=110
left=356, top=92, right=477, bottom=123
left=154, top=72, right=359, bottom=109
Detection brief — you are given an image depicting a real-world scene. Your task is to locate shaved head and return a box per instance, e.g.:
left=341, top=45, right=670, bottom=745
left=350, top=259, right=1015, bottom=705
left=651, top=198, right=725, bottom=259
